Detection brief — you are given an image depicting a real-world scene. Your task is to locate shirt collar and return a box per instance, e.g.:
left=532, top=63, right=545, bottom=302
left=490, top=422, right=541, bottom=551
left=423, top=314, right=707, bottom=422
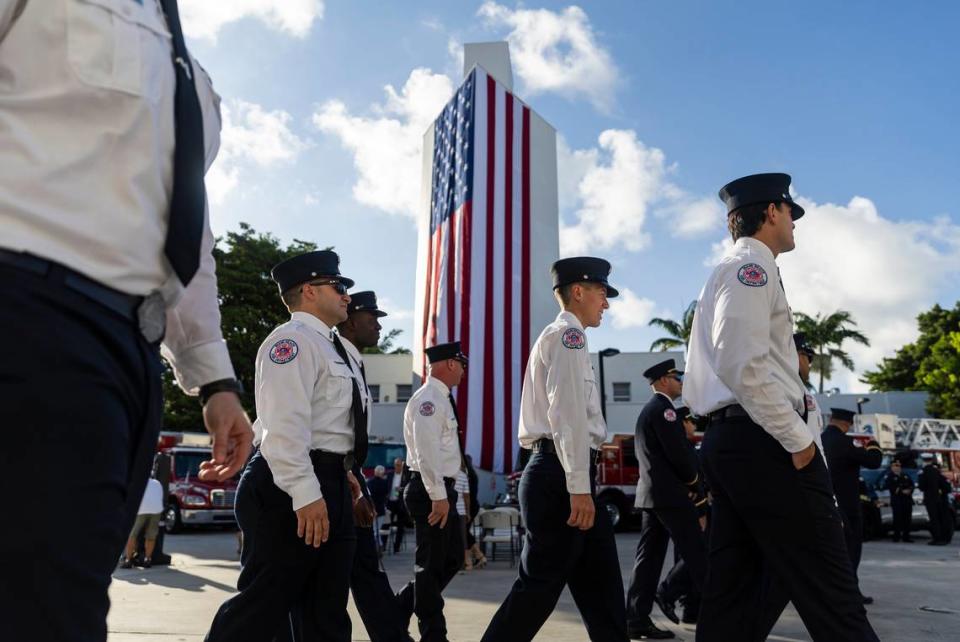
left=427, top=376, right=450, bottom=396
left=291, top=311, right=334, bottom=341
left=735, top=236, right=776, bottom=263
left=557, top=310, right=584, bottom=330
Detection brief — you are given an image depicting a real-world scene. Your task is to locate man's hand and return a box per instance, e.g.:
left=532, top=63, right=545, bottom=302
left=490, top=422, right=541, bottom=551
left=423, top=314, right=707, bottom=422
left=346, top=470, right=363, bottom=501
left=428, top=499, right=449, bottom=528
left=353, top=496, right=376, bottom=528
left=791, top=442, right=816, bottom=471
left=296, top=498, right=329, bottom=547
left=568, top=493, right=595, bottom=530
left=698, top=515, right=707, bottom=531
left=198, top=392, right=253, bottom=481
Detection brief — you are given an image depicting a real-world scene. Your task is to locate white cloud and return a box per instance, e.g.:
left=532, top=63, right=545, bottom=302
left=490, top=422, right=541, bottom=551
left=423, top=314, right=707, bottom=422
left=206, top=100, right=309, bottom=205
left=477, top=2, right=618, bottom=111
left=378, top=297, right=414, bottom=321
left=607, top=287, right=658, bottom=330
left=558, top=130, right=719, bottom=255
left=313, top=68, right=454, bottom=218
left=181, top=0, right=324, bottom=41
left=706, top=196, right=960, bottom=391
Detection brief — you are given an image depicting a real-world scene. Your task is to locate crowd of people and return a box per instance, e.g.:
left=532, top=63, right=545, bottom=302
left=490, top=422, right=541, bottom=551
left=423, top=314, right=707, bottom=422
left=1, top=3, right=954, bottom=641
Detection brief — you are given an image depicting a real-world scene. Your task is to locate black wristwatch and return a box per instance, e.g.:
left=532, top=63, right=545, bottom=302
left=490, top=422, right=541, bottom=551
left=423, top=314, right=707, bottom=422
left=199, top=378, right=244, bottom=406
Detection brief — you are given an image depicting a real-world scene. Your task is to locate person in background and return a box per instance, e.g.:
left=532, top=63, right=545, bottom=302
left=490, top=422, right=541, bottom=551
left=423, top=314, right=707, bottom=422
left=884, top=460, right=915, bottom=543
left=454, top=465, right=472, bottom=570
left=120, top=476, right=165, bottom=569
left=368, top=465, right=391, bottom=538
left=387, top=457, right=410, bottom=553
left=918, top=454, right=953, bottom=545
left=464, top=454, right=487, bottom=568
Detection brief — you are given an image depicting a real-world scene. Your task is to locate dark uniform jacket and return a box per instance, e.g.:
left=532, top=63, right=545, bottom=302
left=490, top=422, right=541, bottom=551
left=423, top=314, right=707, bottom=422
left=918, top=464, right=950, bottom=503
left=883, top=471, right=915, bottom=499
left=635, top=392, right=700, bottom=508
left=821, top=424, right=882, bottom=515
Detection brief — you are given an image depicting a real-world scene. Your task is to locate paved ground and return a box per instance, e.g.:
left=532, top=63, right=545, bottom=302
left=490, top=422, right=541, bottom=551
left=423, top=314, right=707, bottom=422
left=108, top=529, right=960, bottom=641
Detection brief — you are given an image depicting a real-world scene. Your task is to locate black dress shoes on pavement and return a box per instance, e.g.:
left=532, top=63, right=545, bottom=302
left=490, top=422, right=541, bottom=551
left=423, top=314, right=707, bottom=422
left=862, top=595, right=874, bottom=605
left=628, top=618, right=675, bottom=640
left=654, top=592, right=680, bottom=625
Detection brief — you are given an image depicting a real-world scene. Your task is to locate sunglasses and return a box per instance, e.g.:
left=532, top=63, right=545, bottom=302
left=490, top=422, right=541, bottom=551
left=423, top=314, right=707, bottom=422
left=303, top=280, right=348, bottom=295
left=670, top=374, right=684, bottom=383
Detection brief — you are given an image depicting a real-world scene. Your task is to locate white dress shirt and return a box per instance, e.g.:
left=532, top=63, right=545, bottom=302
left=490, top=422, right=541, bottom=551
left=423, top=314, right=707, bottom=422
left=256, top=311, right=362, bottom=510
left=684, top=237, right=812, bottom=454
left=518, top=311, right=608, bottom=495
left=404, top=377, right=462, bottom=501
left=0, top=0, right=233, bottom=394
left=805, top=391, right=827, bottom=464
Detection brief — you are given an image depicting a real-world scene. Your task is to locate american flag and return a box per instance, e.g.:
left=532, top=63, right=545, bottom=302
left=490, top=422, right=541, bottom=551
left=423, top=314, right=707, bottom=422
left=420, top=67, right=533, bottom=474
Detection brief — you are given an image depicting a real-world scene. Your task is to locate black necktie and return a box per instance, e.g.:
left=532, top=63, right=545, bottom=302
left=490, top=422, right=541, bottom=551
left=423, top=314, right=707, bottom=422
left=160, top=0, right=206, bottom=286
left=448, top=393, right=467, bottom=468
left=332, top=334, right=369, bottom=467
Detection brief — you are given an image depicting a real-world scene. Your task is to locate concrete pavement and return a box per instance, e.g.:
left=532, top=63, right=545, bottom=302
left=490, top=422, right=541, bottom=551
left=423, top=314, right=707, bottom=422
left=108, top=529, right=960, bottom=641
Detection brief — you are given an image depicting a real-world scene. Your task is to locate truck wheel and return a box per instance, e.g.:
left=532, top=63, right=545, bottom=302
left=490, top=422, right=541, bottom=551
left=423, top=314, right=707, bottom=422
left=164, top=502, right=183, bottom=534
left=600, top=498, right=622, bottom=529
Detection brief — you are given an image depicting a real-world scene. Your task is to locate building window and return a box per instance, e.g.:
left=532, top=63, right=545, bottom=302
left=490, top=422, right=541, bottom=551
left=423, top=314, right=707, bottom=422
left=396, top=384, right=412, bottom=403
left=612, top=382, right=631, bottom=402
left=368, top=384, right=380, bottom=403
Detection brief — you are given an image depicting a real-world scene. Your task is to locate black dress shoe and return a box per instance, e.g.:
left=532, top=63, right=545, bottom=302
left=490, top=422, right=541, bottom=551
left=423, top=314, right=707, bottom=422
left=903, top=537, right=914, bottom=542
left=627, top=620, right=675, bottom=640
left=928, top=539, right=941, bottom=545
left=681, top=611, right=698, bottom=625
left=862, top=595, right=874, bottom=605
left=654, top=592, right=680, bottom=625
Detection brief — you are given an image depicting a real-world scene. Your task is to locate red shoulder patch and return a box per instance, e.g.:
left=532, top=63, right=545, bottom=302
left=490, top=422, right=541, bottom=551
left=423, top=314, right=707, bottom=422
left=663, top=408, right=677, bottom=422
left=561, top=327, right=585, bottom=349
left=419, top=401, right=436, bottom=417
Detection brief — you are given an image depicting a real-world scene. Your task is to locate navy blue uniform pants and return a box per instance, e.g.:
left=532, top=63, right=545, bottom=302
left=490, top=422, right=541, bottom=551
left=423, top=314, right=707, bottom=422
left=698, top=418, right=878, bottom=642
left=481, top=451, right=628, bottom=642
left=396, top=474, right=463, bottom=642
left=625, top=505, right=707, bottom=626
left=0, top=262, right=162, bottom=642
left=891, top=495, right=913, bottom=540
left=207, top=451, right=355, bottom=642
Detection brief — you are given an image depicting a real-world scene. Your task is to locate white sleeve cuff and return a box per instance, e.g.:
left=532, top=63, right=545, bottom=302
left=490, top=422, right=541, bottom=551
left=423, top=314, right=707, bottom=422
left=565, top=471, right=591, bottom=495
left=290, top=478, right=324, bottom=512
left=161, top=339, right=236, bottom=395
left=781, top=418, right=815, bottom=454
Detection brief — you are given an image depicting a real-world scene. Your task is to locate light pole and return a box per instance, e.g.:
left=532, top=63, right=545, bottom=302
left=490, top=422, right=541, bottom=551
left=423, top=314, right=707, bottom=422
left=856, top=396, right=870, bottom=415
left=598, top=348, right=620, bottom=421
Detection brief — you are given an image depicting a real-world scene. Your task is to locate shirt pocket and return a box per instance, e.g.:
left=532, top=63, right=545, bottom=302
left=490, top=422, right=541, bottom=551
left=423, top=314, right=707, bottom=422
left=325, top=361, right=355, bottom=408
left=442, top=416, right=459, bottom=450
left=67, top=0, right=171, bottom=98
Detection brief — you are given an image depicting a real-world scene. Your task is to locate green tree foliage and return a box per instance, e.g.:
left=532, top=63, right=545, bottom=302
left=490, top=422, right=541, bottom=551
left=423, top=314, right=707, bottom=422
left=162, top=223, right=318, bottom=431
left=362, top=327, right=411, bottom=355
left=917, top=332, right=960, bottom=418
left=793, top=310, right=870, bottom=393
left=861, top=303, right=960, bottom=393
left=649, top=301, right=696, bottom=352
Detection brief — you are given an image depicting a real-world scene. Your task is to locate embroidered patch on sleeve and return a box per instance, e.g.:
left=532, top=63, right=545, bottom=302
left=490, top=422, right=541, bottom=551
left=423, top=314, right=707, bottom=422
left=805, top=394, right=817, bottom=412
left=737, top=263, right=768, bottom=287
left=561, top=327, right=585, bottom=349
left=663, top=408, right=677, bottom=422
left=419, top=401, right=436, bottom=417
left=269, top=339, right=299, bottom=364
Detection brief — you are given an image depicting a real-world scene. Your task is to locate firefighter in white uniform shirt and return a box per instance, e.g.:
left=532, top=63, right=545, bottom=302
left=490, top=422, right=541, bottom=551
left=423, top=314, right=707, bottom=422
left=397, top=341, right=468, bottom=642
left=207, top=250, right=365, bottom=642
left=683, top=173, right=877, bottom=641
left=483, top=257, right=628, bottom=642
left=0, top=2, right=251, bottom=641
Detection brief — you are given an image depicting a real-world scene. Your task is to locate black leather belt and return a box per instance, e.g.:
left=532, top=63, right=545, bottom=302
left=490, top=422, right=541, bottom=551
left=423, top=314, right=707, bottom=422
left=532, top=438, right=599, bottom=463
left=0, top=249, right=165, bottom=342
left=409, top=471, right=455, bottom=485
left=310, top=450, right=354, bottom=471
left=709, top=404, right=750, bottom=423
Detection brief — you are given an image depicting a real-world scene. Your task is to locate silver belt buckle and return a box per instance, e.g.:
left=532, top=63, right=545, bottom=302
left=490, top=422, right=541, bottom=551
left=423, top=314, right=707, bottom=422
left=137, top=291, right=166, bottom=343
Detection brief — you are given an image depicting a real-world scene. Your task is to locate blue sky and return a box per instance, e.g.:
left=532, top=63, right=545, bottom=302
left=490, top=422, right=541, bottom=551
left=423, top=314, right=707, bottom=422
left=183, top=1, right=960, bottom=392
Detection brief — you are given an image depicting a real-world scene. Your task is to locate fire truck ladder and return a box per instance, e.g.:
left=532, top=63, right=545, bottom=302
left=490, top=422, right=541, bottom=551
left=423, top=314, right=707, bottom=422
left=896, top=418, right=960, bottom=451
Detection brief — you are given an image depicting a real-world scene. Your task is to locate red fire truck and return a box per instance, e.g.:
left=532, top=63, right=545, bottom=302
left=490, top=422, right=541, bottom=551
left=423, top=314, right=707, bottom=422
left=157, top=431, right=238, bottom=533
left=596, top=432, right=703, bottom=529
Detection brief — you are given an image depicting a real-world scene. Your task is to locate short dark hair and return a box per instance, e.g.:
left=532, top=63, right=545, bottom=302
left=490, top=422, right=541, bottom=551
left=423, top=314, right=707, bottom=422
left=555, top=284, right=574, bottom=305
left=727, top=202, right=774, bottom=241
left=280, top=287, right=302, bottom=310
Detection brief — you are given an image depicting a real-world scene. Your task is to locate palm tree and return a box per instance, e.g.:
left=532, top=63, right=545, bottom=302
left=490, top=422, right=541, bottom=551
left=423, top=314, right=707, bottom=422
left=649, top=301, right=697, bottom=352
left=794, top=310, right=870, bottom=393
